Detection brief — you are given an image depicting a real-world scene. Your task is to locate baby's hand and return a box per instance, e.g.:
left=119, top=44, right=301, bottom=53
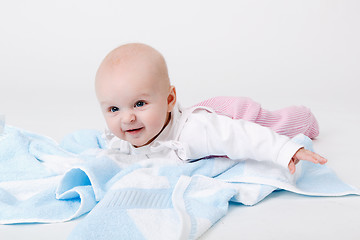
left=288, top=148, right=327, bottom=174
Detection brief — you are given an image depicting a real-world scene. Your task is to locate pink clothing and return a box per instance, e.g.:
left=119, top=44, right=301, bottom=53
left=194, top=96, right=319, bottom=139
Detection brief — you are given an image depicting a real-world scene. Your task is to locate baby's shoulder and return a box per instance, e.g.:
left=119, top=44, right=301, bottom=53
left=177, top=106, right=215, bottom=136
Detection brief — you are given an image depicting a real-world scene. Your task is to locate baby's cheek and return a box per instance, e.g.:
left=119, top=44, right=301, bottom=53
left=107, top=120, right=121, bottom=136
left=146, top=112, right=166, bottom=132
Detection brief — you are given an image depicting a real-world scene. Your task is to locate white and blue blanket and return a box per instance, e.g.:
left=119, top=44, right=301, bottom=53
left=0, top=125, right=359, bottom=240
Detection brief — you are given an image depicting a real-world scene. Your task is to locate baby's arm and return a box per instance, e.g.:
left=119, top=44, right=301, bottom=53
left=289, top=148, right=327, bottom=174
left=194, top=96, right=319, bottom=139
left=180, top=109, right=325, bottom=173
left=180, top=110, right=302, bottom=169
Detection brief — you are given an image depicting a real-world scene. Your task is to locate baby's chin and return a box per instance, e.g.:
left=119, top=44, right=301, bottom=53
left=132, top=142, right=149, bottom=148
left=130, top=138, right=153, bottom=148
left=131, top=135, right=159, bottom=148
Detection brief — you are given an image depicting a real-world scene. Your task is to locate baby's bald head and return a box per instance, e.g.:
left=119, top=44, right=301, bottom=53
left=95, top=43, right=170, bottom=94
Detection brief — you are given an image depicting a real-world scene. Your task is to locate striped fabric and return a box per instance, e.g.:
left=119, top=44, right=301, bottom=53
left=194, top=96, right=319, bottom=139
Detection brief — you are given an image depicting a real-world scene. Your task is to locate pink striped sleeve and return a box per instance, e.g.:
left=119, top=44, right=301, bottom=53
left=193, top=96, right=319, bottom=139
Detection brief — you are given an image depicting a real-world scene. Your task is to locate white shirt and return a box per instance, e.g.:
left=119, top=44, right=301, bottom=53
left=104, top=104, right=303, bottom=169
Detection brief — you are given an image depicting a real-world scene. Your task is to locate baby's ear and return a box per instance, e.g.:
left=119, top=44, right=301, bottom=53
left=167, top=86, right=177, bottom=112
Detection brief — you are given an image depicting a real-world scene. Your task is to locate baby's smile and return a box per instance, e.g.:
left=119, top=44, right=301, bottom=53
left=124, top=127, right=144, bottom=135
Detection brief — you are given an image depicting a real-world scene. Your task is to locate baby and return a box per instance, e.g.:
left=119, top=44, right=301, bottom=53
left=95, top=43, right=327, bottom=173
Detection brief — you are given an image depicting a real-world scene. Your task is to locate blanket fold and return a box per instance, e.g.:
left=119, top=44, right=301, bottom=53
left=0, top=125, right=359, bottom=239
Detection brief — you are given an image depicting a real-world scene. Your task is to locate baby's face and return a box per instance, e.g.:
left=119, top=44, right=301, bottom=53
left=96, top=60, right=175, bottom=148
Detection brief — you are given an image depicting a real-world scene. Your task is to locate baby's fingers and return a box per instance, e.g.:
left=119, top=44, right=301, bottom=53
left=297, top=149, right=328, bottom=165
left=315, top=154, right=328, bottom=164
left=288, top=160, right=296, bottom=174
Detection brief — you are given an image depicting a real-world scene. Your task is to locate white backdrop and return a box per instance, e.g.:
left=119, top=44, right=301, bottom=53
left=0, top=1, right=360, bottom=239
left=1, top=0, right=359, bottom=140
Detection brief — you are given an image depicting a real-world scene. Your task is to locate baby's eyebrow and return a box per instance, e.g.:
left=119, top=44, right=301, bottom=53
left=99, top=102, right=117, bottom=108
left=98, top=93, right=151, bottom=106
left=136, top=93, right=150, bottom=98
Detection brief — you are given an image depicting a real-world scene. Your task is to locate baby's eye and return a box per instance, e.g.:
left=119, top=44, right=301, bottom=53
left=134, top=101, right=146, bottom=108
left=110, top=106, right=119, bottom=112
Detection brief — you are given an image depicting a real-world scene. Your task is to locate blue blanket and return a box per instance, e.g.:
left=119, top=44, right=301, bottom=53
left=0, top=125, right=359, bottom=239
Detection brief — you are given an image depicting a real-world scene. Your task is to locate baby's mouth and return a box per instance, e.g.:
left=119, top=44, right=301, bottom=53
left=125, top=127, right=144, bottom=134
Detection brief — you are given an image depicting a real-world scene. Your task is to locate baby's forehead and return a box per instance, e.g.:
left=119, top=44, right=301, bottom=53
left=101, top=53, right=160, bottom=79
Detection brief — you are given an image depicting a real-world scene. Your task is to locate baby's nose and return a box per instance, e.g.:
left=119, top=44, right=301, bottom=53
left=121, top=110, right=136, bottom=123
